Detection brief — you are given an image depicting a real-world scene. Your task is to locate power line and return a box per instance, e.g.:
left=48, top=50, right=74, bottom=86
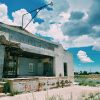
left=22, top=2, right=53, bottom=29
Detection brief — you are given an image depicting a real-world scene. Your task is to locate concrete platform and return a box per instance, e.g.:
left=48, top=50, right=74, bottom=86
left=3, top=76, right=73, bottom=93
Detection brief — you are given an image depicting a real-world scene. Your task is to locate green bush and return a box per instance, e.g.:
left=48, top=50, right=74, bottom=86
left=79, top=80, right=96, bottom=87
left=96, top=81, right=100, bottom=84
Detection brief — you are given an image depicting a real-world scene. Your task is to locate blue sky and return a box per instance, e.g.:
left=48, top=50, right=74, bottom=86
left=68, top=46, right=100, bottom=72
left=0, top=0, right=100, bottom=72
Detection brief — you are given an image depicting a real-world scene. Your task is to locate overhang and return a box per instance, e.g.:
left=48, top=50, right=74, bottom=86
left=20, top=43, right=55, bottom=57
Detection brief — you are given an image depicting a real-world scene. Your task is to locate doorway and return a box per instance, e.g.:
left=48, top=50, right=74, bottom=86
left=64, top=63, right=67, bottom=76
left=43, top=62, right=53, bottom=76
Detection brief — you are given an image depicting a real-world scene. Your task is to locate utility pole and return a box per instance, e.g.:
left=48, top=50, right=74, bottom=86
left=22, top=2, right=53, bottom=29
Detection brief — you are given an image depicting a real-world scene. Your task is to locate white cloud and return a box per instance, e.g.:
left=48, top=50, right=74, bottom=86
left=45, top=0, right=69, bottom=15
left=59, top=12, right=70, bottom=23
left=12, top=9, right=39, bottom=33
left=37, top=0, right=69, bottom=31
left=0, top=3, right=69, bottom=42
left=67, top=0, right=93, bottom=12
left=92, top=38, right=100, bottom=51
left=12, top=9, right=29, bottom=26
left=82, top=12, right=88, bottom=20
left=48, top=24, right=64, bottom=40
left=73, top=35, right=95, bottom=47
left=0, top=3, right=100, bottom=52
left=77, top=50, right=94, bottom=63
left=38, top=23, right=67, bottom=41
left=35, top=0, right=71, bottom=46
left=59, top=35, right=95, bottom=49
left=0, top=4, right=13, bottom=25
left=0, top=4, right=39, bottom=34
left=0, top=4, right=7, bottom=17
left=93, top=25, right=100, bottom=32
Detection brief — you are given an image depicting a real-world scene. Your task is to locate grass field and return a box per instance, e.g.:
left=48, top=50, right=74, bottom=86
left=75, top=74, right=100, bottom=87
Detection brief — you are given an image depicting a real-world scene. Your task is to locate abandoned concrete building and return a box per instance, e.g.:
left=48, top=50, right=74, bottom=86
left=0, top=22, right=74, bottom=78
left=0, top=22, right=74, bottom=92
left=0, top=23, right=74, bottom=92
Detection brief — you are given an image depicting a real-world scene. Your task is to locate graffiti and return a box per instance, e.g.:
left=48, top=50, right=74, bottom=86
left=11, top=77, right=71, bottom=93
left=24, top=84, right=32, bottom=91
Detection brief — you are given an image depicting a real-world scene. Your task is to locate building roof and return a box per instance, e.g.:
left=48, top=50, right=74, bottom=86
left=0, top=22, right=59, bottom=46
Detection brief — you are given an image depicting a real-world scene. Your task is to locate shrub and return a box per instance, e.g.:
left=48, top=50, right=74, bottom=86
left=79, top=80, right=96, bottom=87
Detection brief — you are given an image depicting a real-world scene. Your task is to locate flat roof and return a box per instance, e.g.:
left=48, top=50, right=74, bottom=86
left=0, top=22, right=59, bottom=46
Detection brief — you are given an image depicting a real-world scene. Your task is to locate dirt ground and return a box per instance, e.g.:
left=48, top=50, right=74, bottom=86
left=0, top=85, right=100, bottom=100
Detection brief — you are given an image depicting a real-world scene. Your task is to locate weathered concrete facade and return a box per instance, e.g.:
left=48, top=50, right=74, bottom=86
left=0, top=45, right=5, bottom=79
left=0, top=23, right=74, bottom=80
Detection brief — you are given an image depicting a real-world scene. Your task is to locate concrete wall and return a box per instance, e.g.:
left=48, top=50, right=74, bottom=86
left=18, top=57, right=38, bottom=76
left=37, top=63, right=43, bottom=76
left=8, top=28, right=56, bottom=51
left=65, top=53, right=74, bottom=77
left=54, top=45, right=74, bottom=78
left=5, top=77, right=72, bottom=93
left=0, top=30, right=9, bottom=40
left=18, top=57, right=44, bottom=76
left=0, top=45, right=5, bottom=78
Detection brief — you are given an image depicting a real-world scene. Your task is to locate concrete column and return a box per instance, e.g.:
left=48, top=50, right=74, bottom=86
left=0, top=45, right=5, bottom=78
left=54, top=55, right=64, bottom=77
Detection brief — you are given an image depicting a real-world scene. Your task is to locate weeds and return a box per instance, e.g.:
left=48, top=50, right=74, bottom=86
left=9, top=91, right=21, bottom=96
left=79, top=80, right=96, bottom=87
left=84, top=92, right=100, bottom=100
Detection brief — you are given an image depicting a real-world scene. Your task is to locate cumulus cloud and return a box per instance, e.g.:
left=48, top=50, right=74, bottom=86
left=0, top=0, right=100, bottom=51
left=77, top=50, right=94, bottom=63
left=12, top=9, right=32, bottom=26
left=59, top=0, right=100, bottom=49
left=73, top=35, right=95, bottom=47
left=88, top=0, right=100, bottom=26
left=92, top=25, right=100, bottom=37
left=59, top=0, right=100, bottom=44
left=62, top=21, right=91, bottom=36
left=60, top=35, right=95, bottom=49
left=0, top=4, right=13, bottom=25
left=35, top=0, right=70, bottom=43
left=37, top=24, right=67, bottom=42
left=45, top=0, right=69, bottom=15
left=69, top=11, right=85, bottom=20
left=92, top=39, right=100, bottom=51
left=0, top=4, right=39, bottom=33
left=36, top=0, right=69, bottom=31
left=67, top=0, right=93, bottom=12
left=12, top=9, right=39, bottom=33
left=0, top=2, right=69, bottom=42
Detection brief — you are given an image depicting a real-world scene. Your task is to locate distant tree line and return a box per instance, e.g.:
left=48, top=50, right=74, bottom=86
left=74, top=71, right=100, bottom=75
